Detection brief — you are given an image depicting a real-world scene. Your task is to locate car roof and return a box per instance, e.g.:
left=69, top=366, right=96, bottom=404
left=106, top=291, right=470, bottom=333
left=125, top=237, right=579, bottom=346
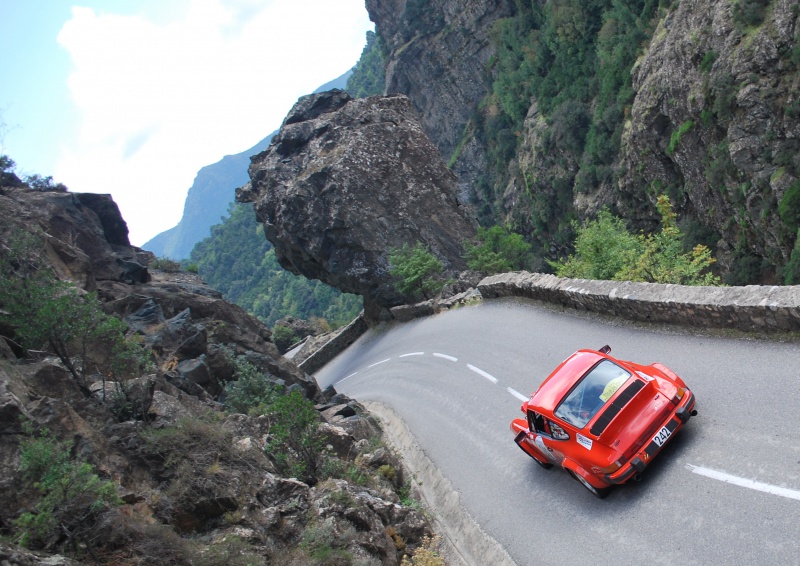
left=529, top=350, right=606, bottom=413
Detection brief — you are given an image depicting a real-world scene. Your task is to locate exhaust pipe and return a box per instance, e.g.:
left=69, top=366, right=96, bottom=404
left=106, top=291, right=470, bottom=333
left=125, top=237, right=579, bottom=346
left=690, top=409, right=698, bottom=417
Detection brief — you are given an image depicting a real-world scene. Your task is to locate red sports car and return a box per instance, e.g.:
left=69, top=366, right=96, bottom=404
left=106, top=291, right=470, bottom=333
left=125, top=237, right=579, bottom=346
left=511, top=345, right=696, bottom=498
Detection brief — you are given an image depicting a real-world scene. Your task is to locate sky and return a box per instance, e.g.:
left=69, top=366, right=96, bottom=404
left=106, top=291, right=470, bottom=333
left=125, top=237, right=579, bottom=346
left=0, top=0, right=373, bottom=245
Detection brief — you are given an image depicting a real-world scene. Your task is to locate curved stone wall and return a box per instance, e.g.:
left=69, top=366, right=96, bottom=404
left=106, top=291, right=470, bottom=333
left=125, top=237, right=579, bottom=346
left=477, top=272, right=800, bottom=333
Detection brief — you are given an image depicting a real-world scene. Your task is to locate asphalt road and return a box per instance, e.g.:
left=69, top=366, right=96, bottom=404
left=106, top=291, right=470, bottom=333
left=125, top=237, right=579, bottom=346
left=315, top=297, right=800, bottom=566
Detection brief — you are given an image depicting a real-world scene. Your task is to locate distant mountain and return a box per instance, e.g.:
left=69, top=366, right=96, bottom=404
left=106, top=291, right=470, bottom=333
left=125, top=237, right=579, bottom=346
left=143, top=70, right=353, bottom=259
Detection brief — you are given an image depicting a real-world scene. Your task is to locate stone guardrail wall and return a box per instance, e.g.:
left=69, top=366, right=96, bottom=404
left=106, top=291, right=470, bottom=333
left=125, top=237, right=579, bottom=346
left=306, top=272, right=800, bottom=375
left=299, top=314, right=369, bottom=375
left=477, top=271, right=800, bottom=333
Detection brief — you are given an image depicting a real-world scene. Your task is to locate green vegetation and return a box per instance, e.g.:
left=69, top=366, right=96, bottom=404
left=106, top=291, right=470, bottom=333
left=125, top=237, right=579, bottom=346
left=463, top=225, right=532, bottom=274
left=265, top=390, right=326, bottom=484
left=732, top=0, right=771, bottom=28
left=667, top=120, right=694, bottom=155
left=189, top=202, right=362, bottom=327
left=479, top=0, right=668, bottom=242
left=552, top=196, right=720, bottom=285
left=0, top=154, right=67, bottom=191
left=346, top=30, right=386, bottom=98
left=401, top=535, right=445, bottom=566
left=222, top=355, right=281, bottom=416
left=15, top=423, right=121, bottom=552
left=552, top=209, right=642, bottom=281
left=0, top=235, right=149, bottom=391
left=388, top=243, right=447, bottom=300
left=786, top=230, right=800, bottom=284
left=778, top=179, right=800, bottom=232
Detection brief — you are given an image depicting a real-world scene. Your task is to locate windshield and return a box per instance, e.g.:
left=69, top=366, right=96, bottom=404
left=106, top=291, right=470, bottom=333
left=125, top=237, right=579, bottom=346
left=554, top=359, right=631, bottom=429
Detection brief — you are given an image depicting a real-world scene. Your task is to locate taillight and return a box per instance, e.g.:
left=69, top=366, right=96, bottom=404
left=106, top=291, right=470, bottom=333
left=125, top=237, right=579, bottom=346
left=671, top=387, right=686, bottom=405
left=595, top=457, right=627, bottom=474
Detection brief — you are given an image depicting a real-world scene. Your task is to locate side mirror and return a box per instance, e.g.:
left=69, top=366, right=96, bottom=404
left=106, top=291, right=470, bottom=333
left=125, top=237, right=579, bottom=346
left=599, top=344, right=611, bottom=354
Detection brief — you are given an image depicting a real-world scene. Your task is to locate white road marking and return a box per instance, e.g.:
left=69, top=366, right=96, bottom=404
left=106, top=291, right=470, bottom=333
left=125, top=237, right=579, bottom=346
left=686, top=464, right=800, bottom=501
left=433, top=353, right=458, bottom=362
left=339, top=372, right=358, bottom=384
left=400, top=352, right=425, bottom=357
left=467, top=364, right=499, bottom=384
left=368, top=358, right=392, bottom=368
left=508, top=387, right=529, bottom=402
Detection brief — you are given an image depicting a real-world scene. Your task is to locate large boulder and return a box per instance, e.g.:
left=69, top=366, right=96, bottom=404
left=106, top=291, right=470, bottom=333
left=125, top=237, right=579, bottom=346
left=237, top=90, right=478, bottom=315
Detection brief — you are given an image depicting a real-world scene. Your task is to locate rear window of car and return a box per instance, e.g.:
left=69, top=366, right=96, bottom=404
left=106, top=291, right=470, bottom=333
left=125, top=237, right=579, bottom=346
left=554, top=359, right=631, bottom=429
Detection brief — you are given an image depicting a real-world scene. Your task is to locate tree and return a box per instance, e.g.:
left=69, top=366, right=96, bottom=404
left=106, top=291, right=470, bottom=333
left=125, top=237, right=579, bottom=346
left=0, top=235, right=148, bottom=393
left=552, top=197, right=721, bottom=285
left=15, top=424, right=121, bottom=552
left=388, top=243, right=447, bottom=300
left=463, top=225, right=532, bottom=274
left=618, top=195, right=720, bottom=285
left=551, top=209, right=642, bottom=280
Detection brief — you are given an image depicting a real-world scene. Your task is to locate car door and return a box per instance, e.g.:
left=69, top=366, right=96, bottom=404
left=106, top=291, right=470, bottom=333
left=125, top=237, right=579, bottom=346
left=527, top=410, right=569, bottom=466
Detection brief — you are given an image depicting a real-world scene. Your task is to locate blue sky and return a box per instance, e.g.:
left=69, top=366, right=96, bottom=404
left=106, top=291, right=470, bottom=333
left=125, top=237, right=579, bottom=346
left=0, top=1, right=373, bottom=245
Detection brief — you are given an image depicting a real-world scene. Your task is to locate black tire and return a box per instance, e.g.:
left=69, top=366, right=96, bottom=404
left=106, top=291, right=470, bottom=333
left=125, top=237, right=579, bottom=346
left=568, top=470, right=612, bottom=499
left=532, top=456, right=553, bottom=469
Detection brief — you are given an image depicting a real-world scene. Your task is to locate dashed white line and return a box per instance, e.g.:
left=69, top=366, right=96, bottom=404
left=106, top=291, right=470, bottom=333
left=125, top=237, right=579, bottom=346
left=339, top=372, right=358, bottom=384
left=368, top=358, right=392, bottom=368
left=400, top=352, right=425, bottom=357
left=467, top=364, right=498, bottom=384
left=433, top=353, right=458, bottom=362
left=507, top=387, right=529, bottom=402
left=686, top=464, right=800, bottom=501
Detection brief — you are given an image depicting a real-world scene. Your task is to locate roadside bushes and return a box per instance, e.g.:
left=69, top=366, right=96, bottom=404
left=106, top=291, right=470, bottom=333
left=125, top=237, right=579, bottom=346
left=552, top=195, right=720, bottom=285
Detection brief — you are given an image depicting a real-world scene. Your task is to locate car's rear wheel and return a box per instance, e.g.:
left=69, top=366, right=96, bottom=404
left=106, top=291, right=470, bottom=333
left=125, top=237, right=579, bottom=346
left=568, top=470, right=612, bottom=499
left=532, top=456, right=553, bottom=469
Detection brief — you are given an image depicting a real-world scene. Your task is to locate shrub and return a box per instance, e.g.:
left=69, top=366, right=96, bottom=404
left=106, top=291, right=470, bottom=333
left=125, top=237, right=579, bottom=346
left=149, top=257, right=182, bottom=272
left=732, top=0, right=770, bottom=28
left=223, top=356, right=281, bottom=415
left=666, top=120, right=694, bottom=155
left=785, top=232, right=800, bottom=284
left=551, top=209, right=642, bottom=280
left=23, top=173, right=68, bottom=192
left=272, top=324, right=300, bottom=353
left=463, top=225, right=532, bottom=274
left=779, top=180, right=800, bottom=232
left=0, top=236, right=149, bottom=391
left=265, top=390, right=325, bottom=485
left=552, top=197, right=721, bottom=285
left=388, top=243, right=447, bottom=300
left=619, top=195, right=721, bottom=285
left=700, top=50, right=718, bottom=73
left=15, top=424, right=121, bottom=552
left=401, top=535, right=444, bottom=566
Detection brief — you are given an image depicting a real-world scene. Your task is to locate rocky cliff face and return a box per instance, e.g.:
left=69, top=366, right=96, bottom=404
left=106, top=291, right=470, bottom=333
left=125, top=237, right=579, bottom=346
left=238, top=90, right=478, bottom=317
left=367, top=0, right=514, bottom=200
left=367, top=0, right=800, bottom=282
left=616, top=0, right=800, bottom=278
left=0, top=186, right=432, bottom=564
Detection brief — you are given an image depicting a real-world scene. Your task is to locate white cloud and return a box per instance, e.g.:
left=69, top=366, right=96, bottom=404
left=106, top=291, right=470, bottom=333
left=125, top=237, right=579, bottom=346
left=55, top=0, right=372, bottom=246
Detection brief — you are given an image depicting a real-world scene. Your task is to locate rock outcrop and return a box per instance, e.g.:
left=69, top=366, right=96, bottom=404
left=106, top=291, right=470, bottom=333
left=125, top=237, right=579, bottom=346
left=617, top=0, right=800, bottom=276
left=238, top=90, right=478, bottom=317
left=367, top=0, right=800, bottom=282
left=0, top=186, right=434, bottom=564
left=367, top=0, right=515, bottom=201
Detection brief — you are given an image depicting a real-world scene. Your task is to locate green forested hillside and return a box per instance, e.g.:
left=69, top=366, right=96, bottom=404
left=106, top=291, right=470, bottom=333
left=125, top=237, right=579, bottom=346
left=189, top=203, right=362, bottom=328
left=347, top=30, right=386, bottom=98
left=480, top=0, right=667, bottom=246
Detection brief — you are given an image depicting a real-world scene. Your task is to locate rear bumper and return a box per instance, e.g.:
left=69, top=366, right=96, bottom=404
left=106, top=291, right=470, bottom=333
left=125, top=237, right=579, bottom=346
left=604, top=391, right=696, bottom=485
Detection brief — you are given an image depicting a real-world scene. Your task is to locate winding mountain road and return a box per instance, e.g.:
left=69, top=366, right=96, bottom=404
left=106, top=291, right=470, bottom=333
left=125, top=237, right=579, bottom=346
left=315, top=297, right=800, bottom=566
